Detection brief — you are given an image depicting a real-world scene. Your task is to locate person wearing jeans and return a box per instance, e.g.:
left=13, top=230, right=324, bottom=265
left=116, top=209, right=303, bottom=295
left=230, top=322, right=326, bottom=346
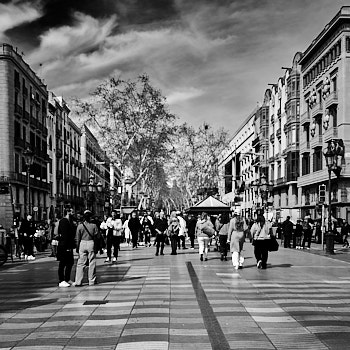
left=215, top=213, right=230, bottom=261
left=195, top=212, right=214, bottom=261
left=57, top=208, right=75, bottom=287
left=251, top=215, right=272, bottom=269
left=74, top=211, right=99, bottom=286
left=154, top=211, right=168, bottom=256
left=105, top=211, right=123, bottom=262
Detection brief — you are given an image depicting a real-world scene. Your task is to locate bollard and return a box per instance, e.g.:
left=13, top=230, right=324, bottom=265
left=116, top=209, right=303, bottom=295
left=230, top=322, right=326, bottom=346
left=325, top=231, right=335, bottom=254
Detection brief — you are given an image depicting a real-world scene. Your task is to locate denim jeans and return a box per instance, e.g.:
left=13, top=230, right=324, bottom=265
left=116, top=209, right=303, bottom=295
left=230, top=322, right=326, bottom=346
left=75, top=240, right=96, bottom=285
left=198, top=236, right=210, bottom=258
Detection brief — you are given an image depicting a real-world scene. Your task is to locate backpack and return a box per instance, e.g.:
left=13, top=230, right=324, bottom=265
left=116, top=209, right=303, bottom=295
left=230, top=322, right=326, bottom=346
left=234, top=216, right=244, bottom=232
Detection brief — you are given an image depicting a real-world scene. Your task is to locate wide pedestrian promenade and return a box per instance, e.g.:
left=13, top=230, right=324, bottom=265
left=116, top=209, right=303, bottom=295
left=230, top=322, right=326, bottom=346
left=0, top=242, right=350, bottom=350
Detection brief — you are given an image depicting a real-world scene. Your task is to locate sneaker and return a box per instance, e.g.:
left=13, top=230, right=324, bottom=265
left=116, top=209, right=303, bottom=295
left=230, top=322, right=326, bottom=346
left=67, top=280, right=74, bottom=285
left=112, top=257, right=117, bottom=262
left=155, top=253, right=159, bottom=256
left=72, top=282, right=82, bottom=287
left=58, top=281, right=70, bottom=288
left=24, top=255, right=28, bottom=260
left=28, top=255, right=35, bottom=260
left=105, top=258, right=111, bottom=263
left=190, top=247, right=195, bottom=250
left=257, top=260, right=262, bottom=269
left=204, top=258, right=208, bottom=261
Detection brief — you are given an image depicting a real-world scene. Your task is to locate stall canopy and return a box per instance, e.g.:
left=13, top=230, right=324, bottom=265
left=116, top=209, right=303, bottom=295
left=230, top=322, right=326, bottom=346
left=187, top=196, right=230, bottom=214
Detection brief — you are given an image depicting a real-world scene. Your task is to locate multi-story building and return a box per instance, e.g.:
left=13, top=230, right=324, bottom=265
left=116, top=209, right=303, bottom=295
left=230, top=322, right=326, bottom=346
left=48, top=93, right=84, bottom=215
left=218, top=109, right=256, bottom=215
left=80, top=125, right=112, bottom=216
left=268, top=53, right=302, bottom=222
left=0, top=43, right=50, bottom=228
left=299, top=6, right=350, bottom=221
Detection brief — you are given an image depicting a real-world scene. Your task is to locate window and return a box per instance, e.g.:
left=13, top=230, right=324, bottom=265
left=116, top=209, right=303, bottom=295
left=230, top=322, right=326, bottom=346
left=14, top=121, right=21, bottom=138
left=15, top=154, right=20, bottom=173
left=30, top=132, right=35, bottom=148
left=313, top=147, right=323, bottom=171
left=302, top=154, right=310, bottom=175
left=23, top=126, right=26, bottom=142
left=277, top=161, right=281, bottom=179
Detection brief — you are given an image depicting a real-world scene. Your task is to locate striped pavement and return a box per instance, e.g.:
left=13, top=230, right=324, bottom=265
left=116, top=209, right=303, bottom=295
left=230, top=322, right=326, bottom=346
left=0, top=241, right=350, bottom=349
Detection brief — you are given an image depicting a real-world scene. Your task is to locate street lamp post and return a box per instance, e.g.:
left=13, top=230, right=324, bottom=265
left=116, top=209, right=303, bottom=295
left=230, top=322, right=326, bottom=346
left=83, top=175, right=103, bottom=214
left=252, top=173, right=274, bottom=218
left=323, top=138, right=344, bottom=254
left=23, top=148, right=34, bottom=215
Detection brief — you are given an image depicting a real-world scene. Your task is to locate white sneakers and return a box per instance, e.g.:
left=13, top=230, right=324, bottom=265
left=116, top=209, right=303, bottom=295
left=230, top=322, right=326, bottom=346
left=26, top=255, right=35, bottom=261
left=105, top=257, right=111, bottom=262
left=58, top=281, right=70, bottom=288
left=257, top=260, right=262, bottom=269
left=112, top=257, right=117, bottom=262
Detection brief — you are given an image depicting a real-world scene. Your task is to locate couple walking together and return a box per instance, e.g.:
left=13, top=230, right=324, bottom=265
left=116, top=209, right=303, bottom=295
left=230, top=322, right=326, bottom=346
left=57, top=209, right=99, bottom=287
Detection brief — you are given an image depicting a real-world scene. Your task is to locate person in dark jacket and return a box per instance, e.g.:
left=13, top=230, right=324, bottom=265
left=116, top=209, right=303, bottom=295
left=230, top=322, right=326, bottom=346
left=282, top=216, right=294, bottom=248
left=294, top=220, right=303, bottom=249
left=187, top=214, right=197, bottom=249
left=128, top=211, right=141, bottom=249
left=19, top=214, right=36, bottom=260
left=57, top=208, right=76, bottom=287
left=154, top=211, right=168, bottom=256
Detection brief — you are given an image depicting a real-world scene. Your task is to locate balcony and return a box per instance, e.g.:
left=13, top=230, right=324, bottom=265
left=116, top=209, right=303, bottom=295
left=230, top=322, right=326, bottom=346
left=23, top=110, right=29, bottom=123
left=270, top=115, right=274, bottom=124
left=325, top=91, right=338, bottom=108
left=300, top=111, right=310, bottom=126
left=276, top=176, right=286, bottom=186
left=252, top=156, right=260, bottom=166
left=276, top=127, right=281, bottom=139
left=0, top=171, right=49, bottom=191
left=323, top=126, right=338, bottom=143
left=57, top=170, right=63, bottom=180
left=14, top=138, right=25, bottom=150
left=64, top=175, right=70, bottom=182
left=14, top=104, right=23, bottom=118
left=70, top=175, right=79, bottom=185
left=30, top=116, right=38, bottom=129
left=310, top=135, right=323, bottom=148
left=311, top=103, right=323, bottom=118
left=300, top=140, right=310, bottom=152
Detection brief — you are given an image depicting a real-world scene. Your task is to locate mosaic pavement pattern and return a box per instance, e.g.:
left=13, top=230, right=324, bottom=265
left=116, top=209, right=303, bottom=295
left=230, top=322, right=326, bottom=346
left=1, top=242, right=350, bottom=349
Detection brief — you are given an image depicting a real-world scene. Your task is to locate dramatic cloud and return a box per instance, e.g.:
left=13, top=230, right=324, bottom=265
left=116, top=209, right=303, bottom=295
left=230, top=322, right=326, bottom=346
left=1, top=0, right=349, bottom=130
left=0, top=1, right=41, bottom=40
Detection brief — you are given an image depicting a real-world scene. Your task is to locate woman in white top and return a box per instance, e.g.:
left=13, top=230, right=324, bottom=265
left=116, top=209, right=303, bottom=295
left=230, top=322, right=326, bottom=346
left=123, top=215, right=131, bottom=245
left=251, top=215, right=272, bottom=269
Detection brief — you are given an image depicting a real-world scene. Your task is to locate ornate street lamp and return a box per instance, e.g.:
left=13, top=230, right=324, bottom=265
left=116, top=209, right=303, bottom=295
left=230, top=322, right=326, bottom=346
left=252, top=173, right=273, bottom=216
left=83, top=175, right=104, bottom=214
left=323, top=138, right=344, bottom=254
left=23, top=147, right=34, bottom=215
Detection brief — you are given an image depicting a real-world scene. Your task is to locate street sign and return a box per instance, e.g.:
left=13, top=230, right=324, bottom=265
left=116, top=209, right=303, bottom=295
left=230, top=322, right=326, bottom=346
left=33, top=206, right=38, bottom=212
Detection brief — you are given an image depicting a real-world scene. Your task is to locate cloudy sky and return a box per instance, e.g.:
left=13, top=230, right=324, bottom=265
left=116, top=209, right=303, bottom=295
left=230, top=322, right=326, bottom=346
left=0, top=0, right=347, bottom=132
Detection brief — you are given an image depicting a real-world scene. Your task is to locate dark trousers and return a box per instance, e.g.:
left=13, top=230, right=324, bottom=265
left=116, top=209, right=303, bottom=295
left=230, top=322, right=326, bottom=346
left=219, top=235, right=228, bottom=257
left=171, top=235, right=178, bottom=254
left=58, top=249, right=74, bottom=282
left=302, top=230, right=312, bottom=248
left=144, top=232, right=151, bottom=245
left=107, top=235, right=120, bottom=258
left=284, top=234, right=292, bottom=248
left=23, top=236, right=34, bottom=256
left=131, top=232, right=138, bottom=248
left=254, top=240, right=269, bottom=268
left=177, top=235, right=185, bottom=249
left=189, top=234, right=195, bottom=248
left=156, top=233, right=165, bottom=254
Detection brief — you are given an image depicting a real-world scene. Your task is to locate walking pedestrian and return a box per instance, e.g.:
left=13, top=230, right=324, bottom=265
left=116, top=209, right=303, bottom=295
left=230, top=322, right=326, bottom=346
left=342, top=221, right=350, bottom=248
left=57, top=208, right=76, bottom=287
left=196, top=212, right=215, bottom=261
left=141, top=214, right=153, bottom=247
left=187, top=214, right=197, bottom=249
left=294, top=219, right=303, bottom=249
left=228, top=210, right=245, bottom=270
left=105, top=210, right=123, bottom=262
left=154, top=211, right=168, bottom=255
left=168, top=216, right=180, bottom=255
left=251, top=215, right=272, bottom=269
left=74, top=210, right=99, bottom=286
left=128, top=211, right=141, bottom=249
left=176, top=211, right=187, bottom=249
left=215, top=212, right=230, bottom=261
left=282, top=216, right=294, bottom=248
left=302, top=216, right=312, bottom=250
left=123, top=215, right=131, bottom=245
left=19, top=214, right=36, bottom=260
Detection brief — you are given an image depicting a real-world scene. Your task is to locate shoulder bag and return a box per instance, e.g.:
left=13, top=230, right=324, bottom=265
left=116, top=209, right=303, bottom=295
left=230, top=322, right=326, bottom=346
left=83, top=223, right=99, bottom=254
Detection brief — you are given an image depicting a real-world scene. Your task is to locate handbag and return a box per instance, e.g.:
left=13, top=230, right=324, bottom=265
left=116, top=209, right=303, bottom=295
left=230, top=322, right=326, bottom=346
left=267, top=235, right=279, bottom=252
left=83, top=223, right=99, bottom=254
left=202, top=223, right=215, bottom=237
